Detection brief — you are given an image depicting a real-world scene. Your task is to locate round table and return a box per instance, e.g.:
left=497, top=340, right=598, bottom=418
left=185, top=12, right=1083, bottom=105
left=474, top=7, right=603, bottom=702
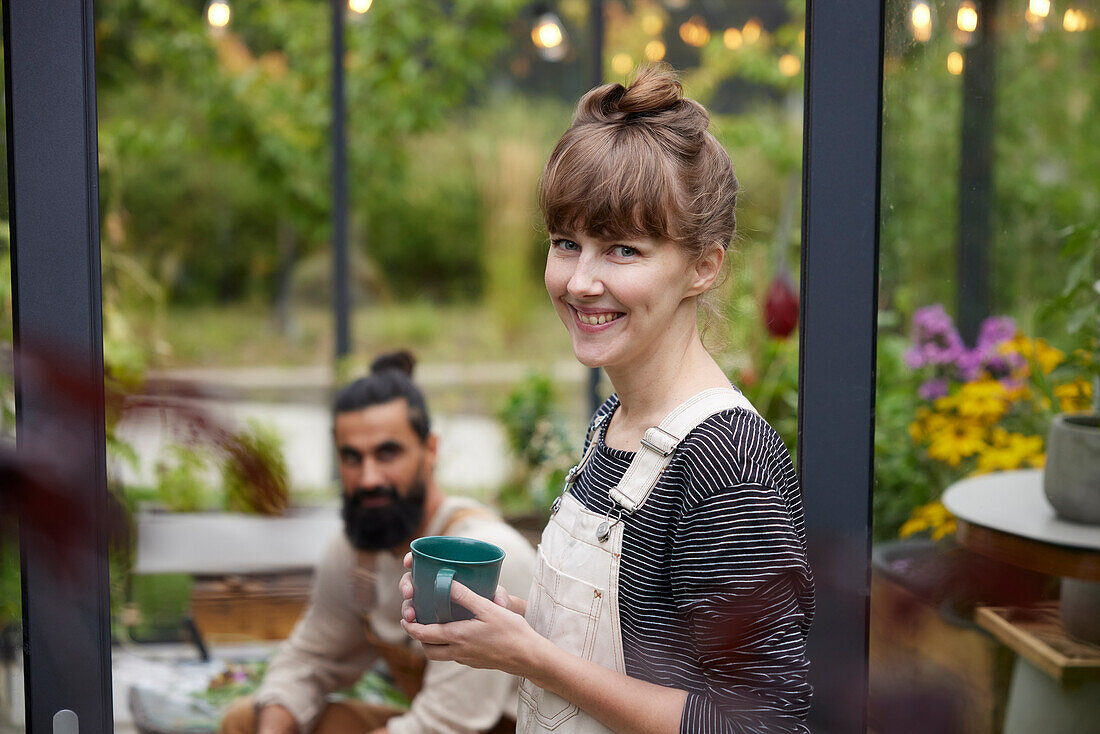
left=943, top=469, right=1100, bottom=733
left=942, top=469, right=1100, bottom=582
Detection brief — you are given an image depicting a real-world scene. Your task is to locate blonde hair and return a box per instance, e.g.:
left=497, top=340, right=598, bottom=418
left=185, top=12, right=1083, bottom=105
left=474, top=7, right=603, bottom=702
left=539, top=64, right=739, bottom=264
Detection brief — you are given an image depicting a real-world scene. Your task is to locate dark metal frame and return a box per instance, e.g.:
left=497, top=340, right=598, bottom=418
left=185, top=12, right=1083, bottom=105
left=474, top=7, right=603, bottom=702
left=798, top=0, right=884, bottom=732
left=3, top=0, right=114, bottom=731
left=3, top=0, right=888, bottom=730
left=332, top=0, right=351, bottom=361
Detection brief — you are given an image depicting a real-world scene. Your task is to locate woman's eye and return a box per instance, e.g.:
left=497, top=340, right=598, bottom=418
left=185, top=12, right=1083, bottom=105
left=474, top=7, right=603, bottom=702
left=614, top=245, right=638, bottom=257
left=552, top=239, right=580, bottom=251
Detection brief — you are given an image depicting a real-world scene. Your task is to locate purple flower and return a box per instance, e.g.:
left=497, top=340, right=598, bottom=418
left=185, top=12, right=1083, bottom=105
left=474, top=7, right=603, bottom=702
left=976, top=316, right=1016, bottom=350
left=955, top=349, right=984, bottom=381
left=908, top=305, right=966, bottom=367
left=919, top=379, right=949, bottom=400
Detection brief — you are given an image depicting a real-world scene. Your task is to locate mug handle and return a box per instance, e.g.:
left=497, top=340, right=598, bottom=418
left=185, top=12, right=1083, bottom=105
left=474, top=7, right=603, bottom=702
left=434, top=568, right=455, bottom=624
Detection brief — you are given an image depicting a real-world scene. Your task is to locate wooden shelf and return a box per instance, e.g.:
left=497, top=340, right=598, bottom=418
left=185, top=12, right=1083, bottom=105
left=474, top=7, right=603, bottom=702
left=976, top=604, right=1100, bottom=685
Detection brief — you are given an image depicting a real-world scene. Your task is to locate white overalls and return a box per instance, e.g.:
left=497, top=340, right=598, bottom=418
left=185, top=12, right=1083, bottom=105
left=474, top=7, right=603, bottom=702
left=518, top=388, right=759, bottom=734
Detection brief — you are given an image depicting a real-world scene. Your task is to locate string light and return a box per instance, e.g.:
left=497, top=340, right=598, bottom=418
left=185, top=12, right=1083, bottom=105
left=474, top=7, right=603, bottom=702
left=348, top=0, right=372, bottom=14
left=911, top=1, right=933, bottom=42
left=1063, top=7, right=1090, bottom=29
left=947, top=51, right=964, bottom=75
left=679, top=16, right=710, bottom=47
left=611, top=53, right=634, bottom=75
left=956, top=1, right=978, bottom=33
left=641, top=11, right=664, bottom=35
left=531, top=12, right=567, bottom=62
left=206, top=0, right=231, bottom=29
left=644, top=40, right=667, bottom=61
left=778, top=54, right=801, bottom=77
left=724, top=27, right=743, bottom=49
left=742, top=19, right=762, bottom=44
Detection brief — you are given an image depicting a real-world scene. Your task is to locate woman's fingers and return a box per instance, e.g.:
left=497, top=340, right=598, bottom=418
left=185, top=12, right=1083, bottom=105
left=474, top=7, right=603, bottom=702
left=403, top=552, right=412, bottom=570
left=399, top=571, right=413, bottom=599
left=448, top=580, right=496, bottom=617
left=402, top=618, right=462, bottom=645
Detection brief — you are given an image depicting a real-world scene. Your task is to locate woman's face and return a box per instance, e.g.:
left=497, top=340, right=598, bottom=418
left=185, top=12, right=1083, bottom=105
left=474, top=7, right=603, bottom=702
left=544, top=230, right=711, bottom=371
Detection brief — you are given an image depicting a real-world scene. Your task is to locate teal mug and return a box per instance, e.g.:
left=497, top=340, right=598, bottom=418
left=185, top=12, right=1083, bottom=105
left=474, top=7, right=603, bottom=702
left=410, top=536, right=505, bottom=624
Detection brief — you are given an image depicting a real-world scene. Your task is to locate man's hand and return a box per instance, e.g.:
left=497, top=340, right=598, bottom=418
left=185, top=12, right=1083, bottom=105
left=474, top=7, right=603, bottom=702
left=256, top=704, right=298, bottom=734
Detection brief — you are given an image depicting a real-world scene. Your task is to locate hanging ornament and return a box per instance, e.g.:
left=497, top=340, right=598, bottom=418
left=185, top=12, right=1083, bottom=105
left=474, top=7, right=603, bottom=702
left=764, top=268, right=800, bottom=339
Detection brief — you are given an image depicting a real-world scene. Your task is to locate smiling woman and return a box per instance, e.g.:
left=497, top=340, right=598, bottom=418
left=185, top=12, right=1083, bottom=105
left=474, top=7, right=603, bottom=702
left=401, top=64, right=814, bottom=734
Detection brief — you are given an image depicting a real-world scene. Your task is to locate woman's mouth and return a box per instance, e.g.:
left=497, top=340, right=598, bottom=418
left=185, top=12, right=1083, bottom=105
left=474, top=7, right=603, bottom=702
left=571, top=306, right=625, bottom=331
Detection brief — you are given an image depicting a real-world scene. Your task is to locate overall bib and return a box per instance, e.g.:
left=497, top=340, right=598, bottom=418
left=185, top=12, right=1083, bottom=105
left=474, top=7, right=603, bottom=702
left=517, top=388, right=759, bottom=734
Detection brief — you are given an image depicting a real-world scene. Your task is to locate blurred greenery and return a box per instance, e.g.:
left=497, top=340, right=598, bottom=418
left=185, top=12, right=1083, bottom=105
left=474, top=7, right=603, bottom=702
left=496, top=373, right=574, bottom=514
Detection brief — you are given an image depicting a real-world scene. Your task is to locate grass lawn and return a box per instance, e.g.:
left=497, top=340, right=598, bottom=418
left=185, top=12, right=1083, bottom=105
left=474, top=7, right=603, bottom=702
left=155, top=300, right=575, bottom=369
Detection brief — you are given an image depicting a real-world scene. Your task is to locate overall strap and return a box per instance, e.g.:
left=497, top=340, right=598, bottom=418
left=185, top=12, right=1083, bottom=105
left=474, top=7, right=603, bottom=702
left=609, top=388, right=759, bottom=513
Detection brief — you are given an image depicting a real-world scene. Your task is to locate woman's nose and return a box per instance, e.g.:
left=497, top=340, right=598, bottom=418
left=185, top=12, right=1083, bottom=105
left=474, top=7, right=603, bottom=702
left=567, top=254, right=604, bottom=298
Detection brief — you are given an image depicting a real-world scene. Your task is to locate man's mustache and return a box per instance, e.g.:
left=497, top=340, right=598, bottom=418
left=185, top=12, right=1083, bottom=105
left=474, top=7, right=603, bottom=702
left=350, top=486, right=399, bottom=503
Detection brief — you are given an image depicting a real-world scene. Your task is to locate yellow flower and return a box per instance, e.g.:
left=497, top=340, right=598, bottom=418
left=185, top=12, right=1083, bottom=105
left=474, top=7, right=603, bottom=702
left=1028, top=452, right=1046, bottom=468
left=1034, top=339, right=1066, bottom=375
left=899, top=517, right=929, bottom=538
left=974, top=431, right=1043, bottom=474
left=1054, top=379, right=1094, bottom=413
left=899, top=501, right=956, bottom=539
left=956, top=380, right=1009, bottom=421
left=931, top=518, right=957, bottom=541
left=933, top=393, right=958, bottom=413
left=927, top=421, right=986, bottom=466
left=1007, top=336, right=1064, bottom=376
left=1002, top=335, right=1065, bottom=375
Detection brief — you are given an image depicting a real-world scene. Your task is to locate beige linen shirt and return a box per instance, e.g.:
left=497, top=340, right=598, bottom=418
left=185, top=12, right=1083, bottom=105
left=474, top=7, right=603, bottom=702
left=254, top=496, right=537, bottom=734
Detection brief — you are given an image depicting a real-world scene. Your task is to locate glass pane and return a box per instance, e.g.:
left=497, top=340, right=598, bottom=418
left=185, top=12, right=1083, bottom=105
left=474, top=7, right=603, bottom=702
left=875, top=1, right=1098, bottom=732
left=97, top=0, right=806, bottom=730
left=0, top=27, right=25, bottom=734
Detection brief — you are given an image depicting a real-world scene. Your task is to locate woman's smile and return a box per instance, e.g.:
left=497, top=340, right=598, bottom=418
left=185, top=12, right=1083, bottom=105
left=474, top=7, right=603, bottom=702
left=571, top=305, right=626, bottom=331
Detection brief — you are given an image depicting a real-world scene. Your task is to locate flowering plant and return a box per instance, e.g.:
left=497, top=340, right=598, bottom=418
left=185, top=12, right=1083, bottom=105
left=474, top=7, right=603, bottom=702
left=897, top=304, right=1092, bottom=540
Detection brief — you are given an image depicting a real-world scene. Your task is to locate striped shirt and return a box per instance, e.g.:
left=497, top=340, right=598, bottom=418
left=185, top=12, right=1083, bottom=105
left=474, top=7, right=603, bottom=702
left=569, top=394, right=814, bottom=734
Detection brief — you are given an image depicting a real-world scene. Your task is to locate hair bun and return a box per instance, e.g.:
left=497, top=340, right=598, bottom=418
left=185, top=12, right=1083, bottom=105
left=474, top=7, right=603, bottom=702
left=576, top=64, right=706, bottom=131
left=616, top=65, right=683, bottom=116
left=370, top=350, right=416, bottom=377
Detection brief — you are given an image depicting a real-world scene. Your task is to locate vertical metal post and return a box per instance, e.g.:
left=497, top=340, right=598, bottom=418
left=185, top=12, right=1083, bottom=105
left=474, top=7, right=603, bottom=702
left=3, top=0, right=113, bottom=730
left=798, top=0, right=883, bottom=730
left=587, top=0, right=604, bottom=417
left=956, top=0, right=997, bottom=343
left=332, top=0, right=351, bottom=361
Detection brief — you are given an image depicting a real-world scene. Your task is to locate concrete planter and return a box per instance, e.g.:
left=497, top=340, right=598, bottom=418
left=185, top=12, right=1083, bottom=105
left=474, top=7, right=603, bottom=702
left=1043, top=413, right=1100, bottom=525
left=134, top=506, right=341, bottom=576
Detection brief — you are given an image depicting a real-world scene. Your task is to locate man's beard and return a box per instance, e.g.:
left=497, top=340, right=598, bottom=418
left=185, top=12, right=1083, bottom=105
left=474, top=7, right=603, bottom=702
left=341, top=478, right=427, bottom=552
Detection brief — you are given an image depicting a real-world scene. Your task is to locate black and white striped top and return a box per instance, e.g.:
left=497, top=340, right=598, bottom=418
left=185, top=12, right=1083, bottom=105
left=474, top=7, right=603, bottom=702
left=570, top=394, right=814, bottom=734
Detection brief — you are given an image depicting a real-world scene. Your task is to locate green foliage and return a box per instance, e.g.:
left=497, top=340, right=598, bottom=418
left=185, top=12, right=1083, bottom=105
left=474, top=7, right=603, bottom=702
left=878, top=7, right=1100, bottom=320
left=496, top=374, right=573, bottom=514
left=222, top=419, right=291, bottom=516
left=95, top=0, right=526, bottom=305
left=872, top=331, right=946, bottom=540
left=0, top=520, right=20, bottom=625
left=155, top=445, right=214, bottom=512
left=1037, top=223, right=1100, bottom=398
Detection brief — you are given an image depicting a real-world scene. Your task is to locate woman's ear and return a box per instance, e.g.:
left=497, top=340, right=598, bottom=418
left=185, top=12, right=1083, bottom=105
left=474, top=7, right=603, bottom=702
left=687, top=244, right=725, bottom=296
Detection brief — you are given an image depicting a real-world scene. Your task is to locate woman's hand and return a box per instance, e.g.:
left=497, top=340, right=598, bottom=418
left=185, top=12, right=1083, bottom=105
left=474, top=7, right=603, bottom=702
left=399, top=553, right=543, bottom=676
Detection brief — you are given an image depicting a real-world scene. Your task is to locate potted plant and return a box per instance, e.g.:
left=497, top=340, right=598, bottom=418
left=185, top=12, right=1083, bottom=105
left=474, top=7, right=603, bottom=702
left=1040, top=226, right=1100, bottom=524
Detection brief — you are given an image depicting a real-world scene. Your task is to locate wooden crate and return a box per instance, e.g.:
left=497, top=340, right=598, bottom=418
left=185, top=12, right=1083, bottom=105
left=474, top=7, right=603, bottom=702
left=190, top=572, right=312, bottom=642
left=976, top=604, right=1100, bottom=685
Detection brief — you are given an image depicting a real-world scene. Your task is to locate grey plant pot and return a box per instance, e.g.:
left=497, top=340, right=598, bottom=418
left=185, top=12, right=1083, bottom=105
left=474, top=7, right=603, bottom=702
left=1044, top=413, right=1100, bottom=525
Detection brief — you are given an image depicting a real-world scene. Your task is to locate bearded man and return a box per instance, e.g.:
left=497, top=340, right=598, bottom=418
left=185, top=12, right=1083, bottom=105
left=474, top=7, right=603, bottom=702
left=220, top=352, right=536, bottom=734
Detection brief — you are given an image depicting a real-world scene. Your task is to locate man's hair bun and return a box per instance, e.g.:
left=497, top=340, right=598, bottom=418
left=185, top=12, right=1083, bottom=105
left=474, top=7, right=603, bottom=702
left=370, top=350, right=416, bottom=377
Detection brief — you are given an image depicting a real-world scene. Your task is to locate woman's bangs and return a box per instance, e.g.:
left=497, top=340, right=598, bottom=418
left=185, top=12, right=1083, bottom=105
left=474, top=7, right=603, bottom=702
left=541, top=131, right=684, bottom=243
